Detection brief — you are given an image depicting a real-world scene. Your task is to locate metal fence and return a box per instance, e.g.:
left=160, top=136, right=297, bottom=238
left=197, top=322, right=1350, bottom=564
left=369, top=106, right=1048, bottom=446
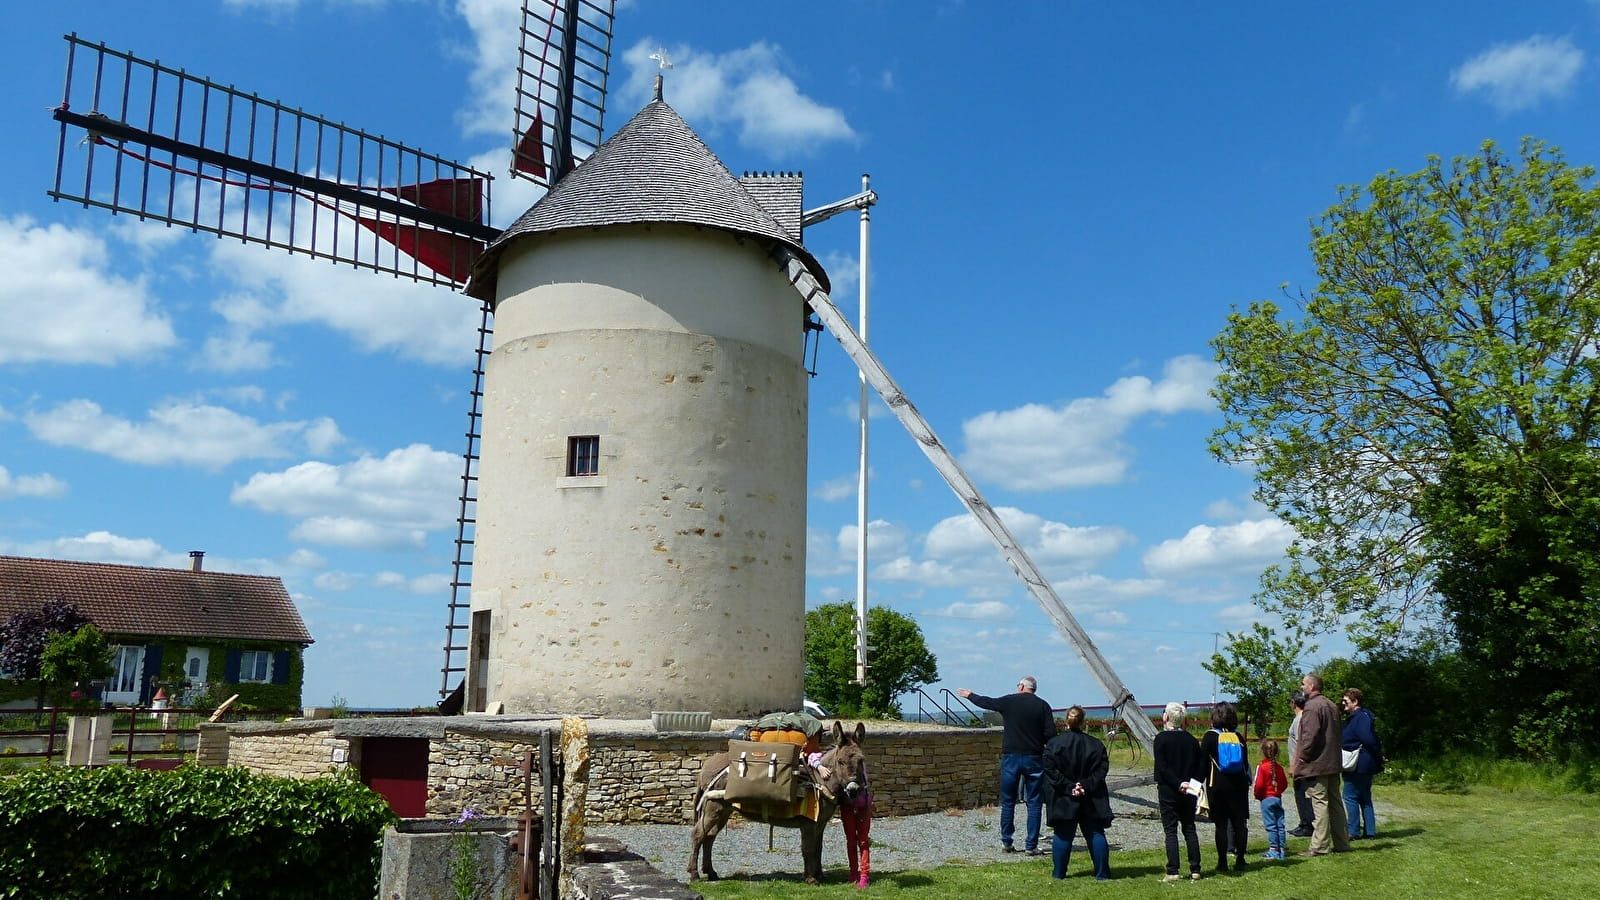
left=0, top=705, right=298, bottom=767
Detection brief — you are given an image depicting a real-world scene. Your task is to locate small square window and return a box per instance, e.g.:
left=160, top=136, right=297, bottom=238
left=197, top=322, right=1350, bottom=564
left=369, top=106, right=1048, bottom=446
left=567, top=435, right=600, bottom=476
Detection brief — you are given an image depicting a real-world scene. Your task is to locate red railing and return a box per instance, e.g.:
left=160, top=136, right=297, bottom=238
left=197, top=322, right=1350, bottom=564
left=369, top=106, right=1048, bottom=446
left=0, top=706, right=298, bottom=766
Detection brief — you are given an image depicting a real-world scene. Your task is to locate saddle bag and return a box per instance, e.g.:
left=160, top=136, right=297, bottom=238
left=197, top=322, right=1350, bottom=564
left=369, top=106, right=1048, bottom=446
left=724, top=739, right=802, bottom=804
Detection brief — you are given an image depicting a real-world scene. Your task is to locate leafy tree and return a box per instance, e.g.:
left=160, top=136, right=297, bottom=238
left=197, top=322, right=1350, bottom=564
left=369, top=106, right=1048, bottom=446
left=1202, top=622, right=1315, bottom=740
left=1211, top=139, right=1600, bottom=752
left=805, top=602, right=938, bottom=719
left=1418, top=444, right=1600, bottom=756
left=39, top=624, right=114, bottom=706
left=0, top=598, right=89, bottom=682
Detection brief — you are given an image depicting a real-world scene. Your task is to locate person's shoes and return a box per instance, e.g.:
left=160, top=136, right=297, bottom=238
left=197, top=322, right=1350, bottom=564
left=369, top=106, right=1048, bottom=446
left=1233, top=858, right=1247, bottom=869
left=1262, top=849, right=1284, bottom=860
left=1162, top=874, right=1181, bottom=883
left=1289, top=826, right=1313, bottom=837
left=1001, top=844, right=1017, bottom=853
left=1026, top=848, right=1046, bottom=856
left=1298, top=850, right=1327, bottom=858
left=1190, top=872, right=1202, bottom=881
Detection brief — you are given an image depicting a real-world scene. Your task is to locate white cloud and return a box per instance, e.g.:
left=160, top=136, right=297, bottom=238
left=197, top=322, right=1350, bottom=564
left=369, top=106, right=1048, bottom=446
left=617, top=40, right=855, bottom=158
left=1451, top=35, right=1584, bottom=112
left=0, top=465, right=68, bottom=499
left=0, top=217, right=178, bottom=365
left=2, top=531, right=171, bottom=566
left=375, top=570, right=453, bottom=595
left=806, top=519, right=908, bottom=577
left=206, top=243, right=481, bottom=367
left=231, top=443, right=461, bottom=550
left=961, top=355, right=1218, bottom=491
left=23, top=399, right=339, bottom=469
left=873, top=508, right=1133, bottom=598
left=1141, top=518, right=1296, bottom=578
left=935, top=599, right=1013, bottom=620
left=923, top=507, right=1133, bottom=569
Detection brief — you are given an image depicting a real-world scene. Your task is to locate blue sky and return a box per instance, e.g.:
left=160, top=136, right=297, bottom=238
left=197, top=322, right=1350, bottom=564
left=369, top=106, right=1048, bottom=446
left=3, top=1, right=1598, bottom=712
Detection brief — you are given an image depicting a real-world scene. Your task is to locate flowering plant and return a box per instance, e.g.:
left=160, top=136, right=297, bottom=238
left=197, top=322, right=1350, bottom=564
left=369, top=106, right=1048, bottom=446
left=450, top=808, right=483, bottom=900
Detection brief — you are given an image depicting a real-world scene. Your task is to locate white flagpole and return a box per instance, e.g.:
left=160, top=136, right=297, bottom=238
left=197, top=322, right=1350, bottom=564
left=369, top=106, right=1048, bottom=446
left=855, top=174, right=872, bottom=685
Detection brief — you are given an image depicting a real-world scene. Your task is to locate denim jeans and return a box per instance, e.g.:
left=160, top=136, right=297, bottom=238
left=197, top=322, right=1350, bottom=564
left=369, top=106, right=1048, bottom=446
left=1052, top=820, right=1110, bottom=880
left=1342, top=772, right=1377, bottom=837
left=998, top=753, right=1044, bottom=850
left=1259, top=796, right=1285, bottom=850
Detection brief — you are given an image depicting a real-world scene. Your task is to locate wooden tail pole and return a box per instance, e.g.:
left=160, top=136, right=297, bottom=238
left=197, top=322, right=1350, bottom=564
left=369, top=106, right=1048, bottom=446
left=774, top=248, right=1160, bottom=755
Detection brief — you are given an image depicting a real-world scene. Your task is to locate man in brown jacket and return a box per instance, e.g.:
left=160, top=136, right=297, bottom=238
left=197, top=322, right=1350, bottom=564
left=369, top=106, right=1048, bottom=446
left=1291, top=672, right=1351, bottom=856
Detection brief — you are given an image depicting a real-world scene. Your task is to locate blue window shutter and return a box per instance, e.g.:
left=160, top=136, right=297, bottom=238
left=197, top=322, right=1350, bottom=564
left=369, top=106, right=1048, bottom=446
left=271, top=651, right=290, bottom=685
left=139, top=646, right=163, bottom=706
left=224, top=650, right=241, bottom=683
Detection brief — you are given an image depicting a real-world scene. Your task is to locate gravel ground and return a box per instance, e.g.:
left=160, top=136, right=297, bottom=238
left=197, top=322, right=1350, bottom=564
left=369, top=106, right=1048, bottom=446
left=589, top=775, right=1170, bottom=883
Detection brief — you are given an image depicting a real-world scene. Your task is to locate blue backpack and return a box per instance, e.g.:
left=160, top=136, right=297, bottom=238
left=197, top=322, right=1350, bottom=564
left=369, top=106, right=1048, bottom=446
left=1213, top=729, right=1245, bottom=775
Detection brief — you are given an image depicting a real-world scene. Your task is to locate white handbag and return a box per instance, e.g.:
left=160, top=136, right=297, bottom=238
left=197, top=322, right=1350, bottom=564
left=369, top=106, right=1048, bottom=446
left=1341, top=748, right=1360, bottom=772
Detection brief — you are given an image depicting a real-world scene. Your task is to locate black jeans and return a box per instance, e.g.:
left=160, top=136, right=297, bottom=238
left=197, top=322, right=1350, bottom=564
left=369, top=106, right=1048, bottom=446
left=1212, top=803, right=1248, bottom=867
left=1292, top=776, right=1315, bottom=830
left=1158, top=795, right=1201, bottom=875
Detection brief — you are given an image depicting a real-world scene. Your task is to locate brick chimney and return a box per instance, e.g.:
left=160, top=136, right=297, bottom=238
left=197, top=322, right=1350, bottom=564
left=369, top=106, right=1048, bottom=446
left=189, top=550, right=204, bottom=572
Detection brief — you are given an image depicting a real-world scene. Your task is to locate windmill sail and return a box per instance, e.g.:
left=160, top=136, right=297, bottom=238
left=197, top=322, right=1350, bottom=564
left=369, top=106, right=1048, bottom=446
left=511, top=0, right=616, bottom=186
left=48, top=35, right=499, bottom=286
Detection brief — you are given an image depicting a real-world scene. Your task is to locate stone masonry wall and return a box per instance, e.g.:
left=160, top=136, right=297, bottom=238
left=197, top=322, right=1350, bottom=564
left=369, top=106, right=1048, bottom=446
left=425, top=731, right=548, bottom=818
left=216, top=718, right=1004, bottom=826
left=580, top=725, right=1002, bottom=825
left=224, top=721, right=350, bottom=779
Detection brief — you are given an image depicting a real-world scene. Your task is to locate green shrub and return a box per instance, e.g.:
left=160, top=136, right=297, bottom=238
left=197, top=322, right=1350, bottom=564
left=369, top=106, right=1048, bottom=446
left=0, top=765, right=397, bottom=899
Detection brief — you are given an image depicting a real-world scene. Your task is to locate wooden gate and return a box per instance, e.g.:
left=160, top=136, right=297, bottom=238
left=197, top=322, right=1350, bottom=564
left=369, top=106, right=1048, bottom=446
left=360, top=737, right=430, bottom=817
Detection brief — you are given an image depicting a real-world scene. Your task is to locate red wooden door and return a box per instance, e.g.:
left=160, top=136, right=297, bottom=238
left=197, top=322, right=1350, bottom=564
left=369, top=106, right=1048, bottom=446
left=360, top=737, right=430, bottom=817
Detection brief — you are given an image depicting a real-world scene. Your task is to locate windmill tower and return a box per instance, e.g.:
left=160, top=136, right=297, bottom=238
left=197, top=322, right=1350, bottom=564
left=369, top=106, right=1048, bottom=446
left=460, top=81, right=826, bottom=716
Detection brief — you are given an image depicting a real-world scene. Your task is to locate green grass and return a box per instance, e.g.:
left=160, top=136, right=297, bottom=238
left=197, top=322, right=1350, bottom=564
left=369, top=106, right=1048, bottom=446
left=695, top=781, right=1600, bottom=899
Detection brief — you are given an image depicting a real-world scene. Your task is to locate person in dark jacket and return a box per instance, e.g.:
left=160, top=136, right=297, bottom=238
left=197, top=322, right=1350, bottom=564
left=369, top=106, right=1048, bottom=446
left=1041, top=705, right=1112, bottom=880
left=1340, top=688, right=1384, bottom=839
left=958, top=676, right=1057, bottom=853
left=1153, top=701, right=1206, bottom=881
left=1200, top=701, right=1250, bottom=873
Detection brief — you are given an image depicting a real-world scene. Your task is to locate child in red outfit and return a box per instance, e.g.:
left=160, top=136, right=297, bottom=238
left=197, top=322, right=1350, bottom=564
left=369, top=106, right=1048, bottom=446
left=1253, top=739, right=1288, bottom=859
left=839, top=782, right=872, bottom=888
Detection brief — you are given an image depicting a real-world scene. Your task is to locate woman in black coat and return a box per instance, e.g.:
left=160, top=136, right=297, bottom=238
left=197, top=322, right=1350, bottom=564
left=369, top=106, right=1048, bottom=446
left=1201, top=701, right=1251, bottom=872
left=1040, top=705, right=1112, bottom=880
left=1153, top=701, right=1207, bottom=881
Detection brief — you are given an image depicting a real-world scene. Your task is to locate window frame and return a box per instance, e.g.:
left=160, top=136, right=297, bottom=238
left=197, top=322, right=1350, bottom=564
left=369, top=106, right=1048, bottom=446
left=566, top=434, right=601, bottom=477
left=237, top=649, right=273, bottom=684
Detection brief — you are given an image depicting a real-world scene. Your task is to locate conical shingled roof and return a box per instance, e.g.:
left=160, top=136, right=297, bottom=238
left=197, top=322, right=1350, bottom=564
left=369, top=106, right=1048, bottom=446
left=466, top=98, right=829, bottom=299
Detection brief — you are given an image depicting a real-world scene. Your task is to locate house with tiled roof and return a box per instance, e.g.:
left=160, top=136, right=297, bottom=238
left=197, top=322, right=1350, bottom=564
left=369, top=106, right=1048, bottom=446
left=0, top=553, right=312, bottom=709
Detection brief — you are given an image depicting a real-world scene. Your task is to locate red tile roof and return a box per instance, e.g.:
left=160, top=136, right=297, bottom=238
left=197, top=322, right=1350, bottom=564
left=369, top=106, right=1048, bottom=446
left=0, top=555, right=312, bottom=645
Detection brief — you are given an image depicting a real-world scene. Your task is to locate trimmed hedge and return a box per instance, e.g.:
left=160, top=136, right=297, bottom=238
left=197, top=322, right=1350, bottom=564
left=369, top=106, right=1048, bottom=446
left=0, top=765, right=397, bottom=899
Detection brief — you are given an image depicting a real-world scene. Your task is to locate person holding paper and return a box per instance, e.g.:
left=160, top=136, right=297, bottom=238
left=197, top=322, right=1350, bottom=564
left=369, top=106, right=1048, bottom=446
left=1153, top=701, right=1207, bottom=881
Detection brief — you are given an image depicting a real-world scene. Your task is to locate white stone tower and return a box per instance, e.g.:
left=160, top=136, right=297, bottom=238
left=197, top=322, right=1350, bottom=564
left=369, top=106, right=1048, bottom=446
left=462, top=91, right=829, bottom=718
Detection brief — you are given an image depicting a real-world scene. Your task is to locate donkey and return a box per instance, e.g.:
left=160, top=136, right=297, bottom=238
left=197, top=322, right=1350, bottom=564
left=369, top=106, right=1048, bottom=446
left=688, top=720, right=868, bottom=884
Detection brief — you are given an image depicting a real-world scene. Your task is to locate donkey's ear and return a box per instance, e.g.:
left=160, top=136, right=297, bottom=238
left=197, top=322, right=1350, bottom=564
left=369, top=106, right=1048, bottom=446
left=832, top=719, right=845, bottom=744
left=853, top=722, right=866, bottom=745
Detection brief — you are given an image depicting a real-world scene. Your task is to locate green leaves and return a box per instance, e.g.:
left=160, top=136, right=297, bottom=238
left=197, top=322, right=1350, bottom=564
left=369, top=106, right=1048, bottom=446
left=804, top=602, right=939, bottom=719
left=0, top=765, right=398, bottom=898
left=1213, top=138, right=1600, bottom=757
